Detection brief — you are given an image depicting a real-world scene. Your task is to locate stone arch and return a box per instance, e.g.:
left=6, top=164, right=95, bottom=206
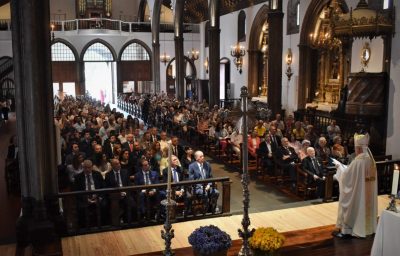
left=80, top=39, right=117, bottom=62
left=298, top=0, right=349, bottom=108
left=51, top=38, right=79, bottom=61
left=248, top=4, right=269, bottom=97
left=118, top=39, right=153, bottom=61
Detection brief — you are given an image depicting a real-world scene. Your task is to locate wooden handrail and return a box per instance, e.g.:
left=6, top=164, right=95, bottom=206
left=55, top=176, right=231, bottom=236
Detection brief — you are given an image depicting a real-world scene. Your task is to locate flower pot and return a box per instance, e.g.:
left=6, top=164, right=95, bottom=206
left=193, top=249, right=228, bottom=256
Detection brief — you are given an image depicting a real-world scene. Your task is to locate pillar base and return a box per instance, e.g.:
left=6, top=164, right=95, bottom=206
left=16, top=197, right=63, bottom=256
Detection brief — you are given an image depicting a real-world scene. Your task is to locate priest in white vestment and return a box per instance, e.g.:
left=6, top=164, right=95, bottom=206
left=333, top=133, right=377, bottom=238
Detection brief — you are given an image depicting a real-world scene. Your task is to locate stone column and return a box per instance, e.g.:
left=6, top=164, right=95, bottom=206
left=208, top=0, right=220, bottom=107
left=11, top=0, right=61, bottom=254
left=173, top=0, right=185, bottom=101
left=267, top=9, right=283, bottom=115
left=152, top=0, right=162, bottom=94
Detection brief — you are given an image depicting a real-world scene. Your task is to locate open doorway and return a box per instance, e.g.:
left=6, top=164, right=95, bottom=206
left=82, top=41, right=117, bottom=104
left=84, top=62, right=116, bottom=104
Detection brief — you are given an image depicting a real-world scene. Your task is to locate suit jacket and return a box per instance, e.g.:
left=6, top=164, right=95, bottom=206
left=103, top=139, right=120, bottom=160
left=269, top=134, right=282, bottom=153
left=122, top=141, right=134, bottom=153
left=188, top=161, right=213, bottom=181
left=162, top=166, right=184, bottom=183
left=73, top=171, right=104, bottom=191
left=150, top=134, right=161, bottom=143
left=134, top=170, right=160, bottom=186
left=302, top=156, right=325, bottom=178
left=105, top=168, right=131, bottom=188
left=171, top=144, right=185, bottom=160
left=7, top=144, right=18, bottom=160
left=276, top=146, right=298, bottom=165
left=257, top=141, right=273, bottom=159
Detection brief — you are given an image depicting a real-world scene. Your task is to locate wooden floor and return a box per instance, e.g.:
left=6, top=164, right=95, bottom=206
left=0, top=195, right=384, bottom=256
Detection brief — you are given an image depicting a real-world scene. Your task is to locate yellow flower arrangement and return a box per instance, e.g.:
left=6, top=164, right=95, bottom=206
left=249, top=227, right=285, bottom=253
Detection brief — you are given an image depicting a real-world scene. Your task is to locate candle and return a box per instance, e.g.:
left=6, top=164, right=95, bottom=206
left=391, top=169, right=399, bottom=196
left=167, top=143, right=172, bottom=194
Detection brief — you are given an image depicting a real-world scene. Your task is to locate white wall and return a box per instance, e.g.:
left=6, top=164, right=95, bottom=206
left=351, top=38, right=384, bottom=73
left=386, top=4, right=400, bottom=159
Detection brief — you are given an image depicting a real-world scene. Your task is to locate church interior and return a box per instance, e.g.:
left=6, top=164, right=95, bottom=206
left=0, top=0, right=400, bottom=255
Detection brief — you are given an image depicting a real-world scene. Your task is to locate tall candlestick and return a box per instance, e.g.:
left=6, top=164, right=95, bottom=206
left=167, top=143, right=172, bottom=196
left=391, top=169, right=399, bottom=196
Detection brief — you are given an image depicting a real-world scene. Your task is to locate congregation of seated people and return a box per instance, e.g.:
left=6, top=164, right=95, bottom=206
left=55, top=91, right=359, bottom=228
left=56, top=95, right=225, bottom=226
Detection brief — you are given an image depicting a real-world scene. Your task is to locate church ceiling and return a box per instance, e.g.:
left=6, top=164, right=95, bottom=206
left=162, top=0, right=268, bottom=23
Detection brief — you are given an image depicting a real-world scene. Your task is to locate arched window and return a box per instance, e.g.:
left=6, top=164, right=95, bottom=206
left=238, top=10, right=246, bottom=42
left=287, top=0, right=300, bottom=35
left=83, top=42, right=114, bottom=61
left=51, top=42, right=76, bottom=61
left=205, top=21, right=210, bottom=48
left=121, top=42, right=150, bottom=61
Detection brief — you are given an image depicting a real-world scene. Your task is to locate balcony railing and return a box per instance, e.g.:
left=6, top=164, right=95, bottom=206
left=49, top=18, right=200, bottom=34
left=0, top=18, right=200, bottom=33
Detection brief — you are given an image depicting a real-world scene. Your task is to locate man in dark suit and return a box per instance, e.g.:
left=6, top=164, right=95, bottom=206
left=79, top=130, right=92, bottom=157
left=257, top=135, right=275, bottom=176
left=161, top=155, right=192, bottom=216
left=135, top=158, right=160, bottom=219
left=170, top=136, right=185, bottom=160
left=162, top=155, right=191, bottom=198
left=276, top=137, right=299, bottom=190
left=105, top=158, right=134, bottom=222
left=268, top=125, right=282, bottom=153
left=73, top=159, right=106, bottom=227
left=188, top=151, right=219, bottom=212
left=302, top=147, right=326, bottom=198
left=103, top=134, right=120, bottom=160
left=149, top=126, right=160, bottom=143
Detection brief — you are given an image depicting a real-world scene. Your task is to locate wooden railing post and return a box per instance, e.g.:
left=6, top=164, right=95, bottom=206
left=222, top=180, right=232, bottom=213
left=323, top=167, right=336, bottom=202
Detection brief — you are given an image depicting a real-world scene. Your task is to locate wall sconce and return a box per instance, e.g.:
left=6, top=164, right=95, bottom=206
left=285, top=48, right=293, bottom=81
left=160, top=52, right=171, bottom=66
left=50, top=23, right=55, bottom=41
left=231, top=42, right=246, bottom=74
left=204, top=57, right=209, bottom=74
left=187, top=48, right=199, bottom=61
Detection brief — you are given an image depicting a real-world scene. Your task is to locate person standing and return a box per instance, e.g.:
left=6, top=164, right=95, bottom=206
left=332, top=133, right=377, bottom=238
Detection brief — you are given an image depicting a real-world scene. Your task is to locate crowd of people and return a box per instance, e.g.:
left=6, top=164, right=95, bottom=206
left=54, top=95, right=220, bottom=226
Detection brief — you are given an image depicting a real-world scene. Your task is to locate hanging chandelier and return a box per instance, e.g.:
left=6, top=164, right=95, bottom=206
left=231, top=42, right=246, bottom=74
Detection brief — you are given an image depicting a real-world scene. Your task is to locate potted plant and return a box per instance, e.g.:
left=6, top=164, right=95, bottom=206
left=188, top=225, right=232, bottom=256
left=248, top=227, right=285, bottom=256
